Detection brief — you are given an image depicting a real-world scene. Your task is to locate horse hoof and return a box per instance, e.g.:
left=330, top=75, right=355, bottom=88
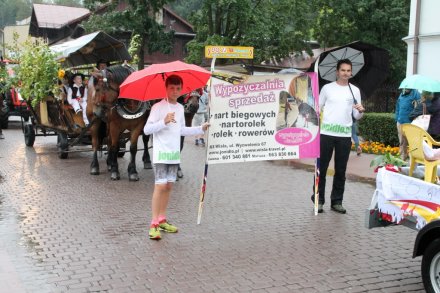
left=111, top=173, right=120, bottom=180
left=129, top=174, right=139, bottom=181
left=90, top=167, right=100, bottom=175
left=144, top=161, right=152, bottom=169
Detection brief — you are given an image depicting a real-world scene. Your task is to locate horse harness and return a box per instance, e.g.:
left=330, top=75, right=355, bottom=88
left=95, top=68, right=150, bottom=120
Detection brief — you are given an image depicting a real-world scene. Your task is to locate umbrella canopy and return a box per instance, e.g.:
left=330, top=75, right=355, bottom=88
left=50, top=31, right=131, bottom=67
left=308, top=41, right=389, bottom=98
left=399, top=74, right=440, bottom=93
left=119, top=61, right=211, bottom=101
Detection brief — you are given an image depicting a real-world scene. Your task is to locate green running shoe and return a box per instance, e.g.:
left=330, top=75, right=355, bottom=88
left=159, top=221, right=178, bottom=233
left=149, top=226, right=161, bottom=240
left=331, top=204, right=347, bottom=214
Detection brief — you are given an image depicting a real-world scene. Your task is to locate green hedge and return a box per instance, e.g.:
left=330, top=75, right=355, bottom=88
left=358, top=113, right=399, bottom=147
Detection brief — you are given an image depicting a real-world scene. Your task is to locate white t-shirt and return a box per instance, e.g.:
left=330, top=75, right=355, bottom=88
left=143, top=99, right=204, bottom=164
left=319, top=82, right=363, bottom=137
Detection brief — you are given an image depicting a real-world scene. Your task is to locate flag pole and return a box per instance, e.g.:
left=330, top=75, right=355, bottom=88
left=313, top=56, right=321, bottom=216
left=197, top=56, right=216, bottom=225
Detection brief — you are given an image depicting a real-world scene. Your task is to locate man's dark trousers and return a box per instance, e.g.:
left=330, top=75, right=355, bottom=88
left=318, top=134, right=352, bottom=205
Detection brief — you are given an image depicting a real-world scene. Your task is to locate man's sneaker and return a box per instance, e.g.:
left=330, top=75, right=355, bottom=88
left=159, top=221, right=178, bottom=233
left=199, top=138, right=205, bottom=146
left=195, top=139, right=199, bottom=145
left=0, top=133, right=4, bottom=139
left=149, top=226, right=161, bottom=240
left=331, top=204, right=346, bottom=214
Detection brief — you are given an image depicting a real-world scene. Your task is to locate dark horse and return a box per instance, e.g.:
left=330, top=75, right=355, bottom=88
left=87, top=65, right=151, bottom=181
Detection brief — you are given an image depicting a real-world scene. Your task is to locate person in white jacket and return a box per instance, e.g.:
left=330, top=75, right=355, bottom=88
left=144, top=75, right=209, bottom=240
left=313, top=59, right=365, bottom=214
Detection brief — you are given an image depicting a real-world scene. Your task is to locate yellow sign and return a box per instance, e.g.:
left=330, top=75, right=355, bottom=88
left=205, top=46, right=254, bottom=59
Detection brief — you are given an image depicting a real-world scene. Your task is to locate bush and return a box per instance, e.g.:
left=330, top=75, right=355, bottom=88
left=358, top=113, right=399, bottom=147
left=14, top=38, right=60, bottom=107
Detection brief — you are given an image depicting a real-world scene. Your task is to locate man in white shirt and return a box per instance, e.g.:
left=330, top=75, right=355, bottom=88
left=314, top=59, right=365, bottom=214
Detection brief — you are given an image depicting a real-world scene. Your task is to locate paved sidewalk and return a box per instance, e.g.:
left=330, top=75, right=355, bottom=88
left=291, top=151, right=378, bottom=183
left=0, top=123, right=424, bottom=293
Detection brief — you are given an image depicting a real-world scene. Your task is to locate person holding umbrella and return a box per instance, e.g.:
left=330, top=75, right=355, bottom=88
left=395, top=88, right=421, bottom=160
left=143, top=75, right=210, bottom=240
left=314, top=59, right=365, bottom=214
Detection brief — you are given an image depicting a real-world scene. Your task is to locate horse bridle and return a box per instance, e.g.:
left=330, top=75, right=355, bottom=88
left=100, top=69, right=120, bottom=95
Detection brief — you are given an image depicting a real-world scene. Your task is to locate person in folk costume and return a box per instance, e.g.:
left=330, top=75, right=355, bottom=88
left=67, top=73, right=89, bottom=126
left=96, top=59, right=110, bottom=71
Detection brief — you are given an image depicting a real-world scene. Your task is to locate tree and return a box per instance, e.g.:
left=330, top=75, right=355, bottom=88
left=169, top=0, right=202, bottom=20
left=52, top=0, right=83, bottom=7
left=185, top=0, right=313, bottom=65
left=311, top=0, right=410, bottom=84
left=0, top=0, right=32, bottom=28
left=82, top=0, right=174, bottom=69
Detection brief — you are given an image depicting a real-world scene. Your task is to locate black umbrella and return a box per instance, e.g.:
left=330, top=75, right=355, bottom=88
left=308, top=41, right=389, bottom=98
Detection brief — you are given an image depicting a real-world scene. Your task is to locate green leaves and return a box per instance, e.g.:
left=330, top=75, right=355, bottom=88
left=186, top=0, right=313, bottom=65
left=370, top=152, right=407, bottom=168
left=14, top=38, right=60, bottom=107
left=83, top=0, right=173, bottom=69
left=358, top=113, right=400, bottom=147
left=311, top=0, right=410, bottom=84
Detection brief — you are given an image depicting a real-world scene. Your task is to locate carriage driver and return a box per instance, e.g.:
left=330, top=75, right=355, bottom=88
left=67, top=73, right=89, bottom=126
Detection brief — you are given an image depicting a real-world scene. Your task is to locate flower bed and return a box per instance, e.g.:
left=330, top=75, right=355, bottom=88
left=352, top=141, right=400, bottom=156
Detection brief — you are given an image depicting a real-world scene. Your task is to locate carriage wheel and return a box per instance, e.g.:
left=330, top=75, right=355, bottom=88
left=24, top=124, right=35, bottom=147
left=57, top=132, right=69, bottom=159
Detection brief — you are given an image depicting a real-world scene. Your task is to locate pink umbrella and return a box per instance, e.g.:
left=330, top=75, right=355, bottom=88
left=119, top=60, right=211, bottom=101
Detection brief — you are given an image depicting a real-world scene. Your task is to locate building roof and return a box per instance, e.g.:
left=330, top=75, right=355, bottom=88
left=163, top=6, right=193, bottom=31
left=31, top=4, right=90, bottom=29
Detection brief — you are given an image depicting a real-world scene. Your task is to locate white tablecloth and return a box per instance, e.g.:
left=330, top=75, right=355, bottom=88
left=373, top=167, right=440, bottom=229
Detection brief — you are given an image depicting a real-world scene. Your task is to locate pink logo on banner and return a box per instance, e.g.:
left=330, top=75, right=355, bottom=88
left=275, top=128, right=312, bottom=146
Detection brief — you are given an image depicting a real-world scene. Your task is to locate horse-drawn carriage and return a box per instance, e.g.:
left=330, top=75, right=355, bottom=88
left=22, top=32, right=131, bottom=158
left=19, top=31, right=153, bottom=182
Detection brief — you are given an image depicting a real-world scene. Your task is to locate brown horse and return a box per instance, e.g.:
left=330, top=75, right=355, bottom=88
left=87, top=64, right=151, bottom=181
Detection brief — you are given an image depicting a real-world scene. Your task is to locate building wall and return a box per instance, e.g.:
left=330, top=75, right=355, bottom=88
left=0, top=29, right=4, bottom=59
left=144, top=37, right=192, bottom=64
left=3, top=25, right=34, bottom=57
left=404, top=0, right=440, bottom=80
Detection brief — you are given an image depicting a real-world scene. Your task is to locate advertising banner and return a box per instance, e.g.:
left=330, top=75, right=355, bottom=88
left=205, top=46, right=254, bottom=59
left=207, top=71, right=320, bottom=164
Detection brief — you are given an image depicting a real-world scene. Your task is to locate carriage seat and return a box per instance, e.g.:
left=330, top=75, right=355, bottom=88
left=9, top=89, right=27, bottom=107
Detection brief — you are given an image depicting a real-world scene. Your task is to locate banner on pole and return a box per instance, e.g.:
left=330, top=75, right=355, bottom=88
left=205, top=46, right=254, bottom=59
left=207, top=71, right=320, bottom=164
